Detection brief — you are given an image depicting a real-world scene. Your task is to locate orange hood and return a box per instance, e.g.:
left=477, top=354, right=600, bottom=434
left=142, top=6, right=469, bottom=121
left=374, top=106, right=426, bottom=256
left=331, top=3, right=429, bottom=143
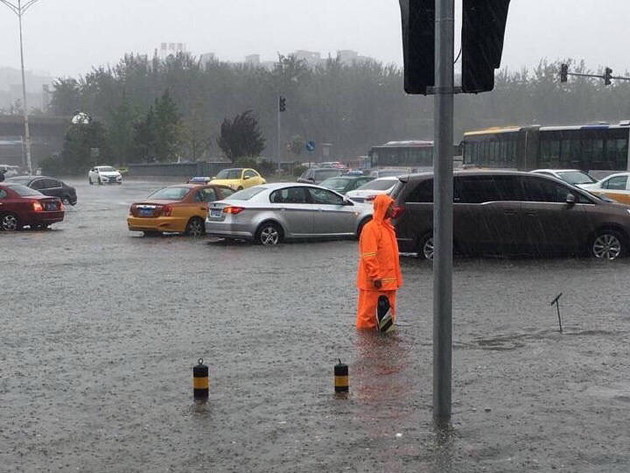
left=372, top=194, right=394, bottom=224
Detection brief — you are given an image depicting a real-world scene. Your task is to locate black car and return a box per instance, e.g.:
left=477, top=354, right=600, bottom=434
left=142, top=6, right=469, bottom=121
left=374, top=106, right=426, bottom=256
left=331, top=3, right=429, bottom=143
left=6, top=176, right=77, bottom=205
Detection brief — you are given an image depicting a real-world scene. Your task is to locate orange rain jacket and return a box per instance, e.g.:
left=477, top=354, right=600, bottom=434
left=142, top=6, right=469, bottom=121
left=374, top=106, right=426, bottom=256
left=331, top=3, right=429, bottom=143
left=356, top=194, right=403, bottom=291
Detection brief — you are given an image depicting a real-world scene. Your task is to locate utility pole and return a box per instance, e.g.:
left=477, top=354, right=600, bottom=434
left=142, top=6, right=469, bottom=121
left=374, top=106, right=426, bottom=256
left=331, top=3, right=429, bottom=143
left=1, top=0, right=40, bottom=174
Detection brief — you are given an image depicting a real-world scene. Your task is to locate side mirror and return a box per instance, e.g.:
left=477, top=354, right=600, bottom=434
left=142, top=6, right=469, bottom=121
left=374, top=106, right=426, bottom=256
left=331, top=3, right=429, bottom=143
left=343, top=196, right=353, bottom=206
left=566, top=193, right=576, bottom=205
left=243, top=176, right=250, bottom=180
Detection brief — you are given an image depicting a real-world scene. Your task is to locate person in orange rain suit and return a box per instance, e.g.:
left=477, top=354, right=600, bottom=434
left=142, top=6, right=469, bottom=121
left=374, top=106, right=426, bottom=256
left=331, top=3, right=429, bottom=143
left=356, top=193, right=403, bottom=329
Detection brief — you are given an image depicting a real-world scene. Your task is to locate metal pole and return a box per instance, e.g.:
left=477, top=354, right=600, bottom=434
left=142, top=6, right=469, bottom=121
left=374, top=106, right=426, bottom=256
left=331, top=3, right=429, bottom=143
left=433, top=0, right=454, bottom=422
left=18, top=3, right=33, bottom=174
left=276, top=99, right=282, bottom=171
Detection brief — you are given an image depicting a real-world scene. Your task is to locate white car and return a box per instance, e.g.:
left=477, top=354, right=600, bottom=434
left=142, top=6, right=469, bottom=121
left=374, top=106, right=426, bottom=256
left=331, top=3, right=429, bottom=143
left=530, top=169, right=597, bottom=187
left=346, top=176, right=400, bottom=203
left=88, top=166, right=123, bottom=185
left=578, top=172, right=630, bottom=205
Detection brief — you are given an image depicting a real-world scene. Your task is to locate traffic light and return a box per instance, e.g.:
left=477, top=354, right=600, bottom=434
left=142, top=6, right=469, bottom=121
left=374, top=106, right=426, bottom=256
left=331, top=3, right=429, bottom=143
left=279, top=96, right=286, bottom=112
left=398, top=0, right=435, bottom=95
left=461, top=0, right=511, bottom=93
left=604, top=67, right=612, bottom=86
left=560, top=63, right=568, bottom=83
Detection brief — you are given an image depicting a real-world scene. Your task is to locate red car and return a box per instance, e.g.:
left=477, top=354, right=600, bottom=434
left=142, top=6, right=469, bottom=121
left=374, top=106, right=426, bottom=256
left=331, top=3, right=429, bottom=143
left=0, top=183, right=65, bottom=230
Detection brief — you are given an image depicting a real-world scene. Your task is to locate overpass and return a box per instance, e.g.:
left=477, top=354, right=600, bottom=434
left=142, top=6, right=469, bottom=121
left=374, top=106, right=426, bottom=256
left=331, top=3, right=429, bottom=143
left=0, top=115, right=69, bottom=168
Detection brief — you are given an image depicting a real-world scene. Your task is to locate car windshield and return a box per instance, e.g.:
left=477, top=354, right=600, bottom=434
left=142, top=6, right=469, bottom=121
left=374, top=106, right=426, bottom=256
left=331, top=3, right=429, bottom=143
left=356, top=179, right=397, bottom=191
left=4, top=183, right=43, bottom=196
left=320, top=177, right=351, bottom=192
left=99, top=166, right=116, bottom=172
left=227, top=186, right=265, bottom=200
left=147, top=186, right=190, bottom=200
left=5, top=176, right=31, bottom=184
left=216, top=169, right=241, bottom=179
left=557, top=171, right=597, bottom=185
left=315, top=169, right=342, bottom=180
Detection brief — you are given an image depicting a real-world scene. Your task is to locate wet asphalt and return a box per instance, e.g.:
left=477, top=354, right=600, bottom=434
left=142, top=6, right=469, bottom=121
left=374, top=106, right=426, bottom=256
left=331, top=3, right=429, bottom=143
left=2, top=178, right=630, bottom=472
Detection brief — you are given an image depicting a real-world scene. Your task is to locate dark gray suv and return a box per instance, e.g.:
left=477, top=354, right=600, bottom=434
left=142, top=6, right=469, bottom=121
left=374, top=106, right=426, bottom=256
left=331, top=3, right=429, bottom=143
left=391, top=170, right=630, bottom=260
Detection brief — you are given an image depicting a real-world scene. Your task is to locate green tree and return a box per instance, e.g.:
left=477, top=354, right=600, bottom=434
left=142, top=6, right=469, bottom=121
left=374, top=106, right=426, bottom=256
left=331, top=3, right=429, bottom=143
left=49, top=78, right=81, bottom=116
left=52, top=120, right=111, bottom=175
left=132, top=106, right=157, bottom=163
left=217, top=110, right=266, bottom=161
left=153, top=89, right=183, bottom=161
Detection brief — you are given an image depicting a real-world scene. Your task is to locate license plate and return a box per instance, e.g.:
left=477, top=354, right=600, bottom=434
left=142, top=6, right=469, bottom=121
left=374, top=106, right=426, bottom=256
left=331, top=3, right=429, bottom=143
left=139, top=209, right=153, bottom=217
left=210, top=209, right=222, bottom=218
left=45, top=202, right=57, bottom=211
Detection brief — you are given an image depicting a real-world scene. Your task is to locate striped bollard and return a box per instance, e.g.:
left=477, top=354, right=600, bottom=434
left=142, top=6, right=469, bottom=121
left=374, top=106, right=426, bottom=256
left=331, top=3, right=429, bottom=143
left=193, top=358, right=209, bottom=402
left=334, top=359, right=349, bottom=395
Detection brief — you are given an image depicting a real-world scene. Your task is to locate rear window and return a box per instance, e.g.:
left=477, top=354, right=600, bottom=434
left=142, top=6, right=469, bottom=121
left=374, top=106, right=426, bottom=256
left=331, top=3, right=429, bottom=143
left=227, top=186, right=266, bottom=200
left=320, top=177, right=350, bottom=192
left=556, top=171, right=596, bottom=185
left=4, top=183, right=43, bottom=197
left=357, top=179, right=398, bottom=191
left=147, top=187, right=190, bottom=200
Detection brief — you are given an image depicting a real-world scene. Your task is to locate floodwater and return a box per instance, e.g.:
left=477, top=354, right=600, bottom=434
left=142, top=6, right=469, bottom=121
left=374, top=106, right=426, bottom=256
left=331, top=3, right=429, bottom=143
left=1, top=179, right=630, bottom=472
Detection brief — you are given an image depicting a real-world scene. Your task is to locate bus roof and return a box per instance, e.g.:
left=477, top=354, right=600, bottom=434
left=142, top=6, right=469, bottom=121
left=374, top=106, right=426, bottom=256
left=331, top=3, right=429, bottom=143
left=373, top=140, right=433, bottom=148
left=464, top=120, right=630, bottom=137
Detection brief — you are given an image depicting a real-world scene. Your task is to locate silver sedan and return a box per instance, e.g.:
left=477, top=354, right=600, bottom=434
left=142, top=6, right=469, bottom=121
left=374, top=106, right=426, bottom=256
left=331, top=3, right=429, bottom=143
left=205, top=183, right=373, bottom=245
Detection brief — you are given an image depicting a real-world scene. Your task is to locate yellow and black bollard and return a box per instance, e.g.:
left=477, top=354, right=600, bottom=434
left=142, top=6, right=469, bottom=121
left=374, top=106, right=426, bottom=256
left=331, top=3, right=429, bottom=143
left=193, top=358, right=209, bottom=401
left=334, top=359, right=349, bottom=394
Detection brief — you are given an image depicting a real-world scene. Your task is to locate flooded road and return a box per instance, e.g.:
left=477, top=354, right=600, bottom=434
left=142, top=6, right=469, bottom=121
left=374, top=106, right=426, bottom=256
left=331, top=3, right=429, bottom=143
left=2, top=179, right=630, bottom=472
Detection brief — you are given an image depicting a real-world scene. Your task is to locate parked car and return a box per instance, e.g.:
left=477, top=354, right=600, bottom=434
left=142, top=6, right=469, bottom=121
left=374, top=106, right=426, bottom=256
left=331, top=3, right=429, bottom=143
left=209, top=168, right=266, bottom=191
left=346, top=176, right=400, bottom=203
left=88, top=166, right=123, bottom=185
left=6, top=175, right=77, bottom=205
left=531, top=169, right=597, bottom=186
left=297, top=167, right=344, bottom=185
left=0, top=183, right=64, bottom=230
left=368, top=168, right=415, bottom=178
left=205, top=183, right=373, bottom=245
left=391, top=170, right=630, bottom=260
left=579, top=172, right=630, bottom=205
left=128, top=183, right=234, bottom=237
left=319, top=175, right=374, bottom=195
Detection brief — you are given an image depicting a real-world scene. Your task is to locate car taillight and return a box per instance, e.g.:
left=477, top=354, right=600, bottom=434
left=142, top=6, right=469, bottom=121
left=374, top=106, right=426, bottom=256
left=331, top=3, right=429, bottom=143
left=224, top=206, right=245, bottom=215
left=32, top=201, right=43, bottom=212
left=160, top=205, right=173, bottom=216
left=391, top=205, right=405, bottom=219
left=129, top=204, right=135, bottom=215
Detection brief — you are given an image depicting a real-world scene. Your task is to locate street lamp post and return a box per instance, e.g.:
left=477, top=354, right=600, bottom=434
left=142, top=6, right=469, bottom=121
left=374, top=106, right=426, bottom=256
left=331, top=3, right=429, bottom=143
left=1, top=0, right=40, bottom=174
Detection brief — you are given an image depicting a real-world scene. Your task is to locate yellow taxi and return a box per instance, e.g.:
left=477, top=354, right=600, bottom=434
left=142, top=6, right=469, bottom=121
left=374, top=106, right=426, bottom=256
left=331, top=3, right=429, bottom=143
left=127, top=183, right=234, bottom=236
left=209, top=168, right=266, bottom=191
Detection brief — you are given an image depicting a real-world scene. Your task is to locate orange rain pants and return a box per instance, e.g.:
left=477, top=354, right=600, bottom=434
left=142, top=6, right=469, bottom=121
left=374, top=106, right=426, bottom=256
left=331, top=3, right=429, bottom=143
left=356, top=289, right=397, bottom=330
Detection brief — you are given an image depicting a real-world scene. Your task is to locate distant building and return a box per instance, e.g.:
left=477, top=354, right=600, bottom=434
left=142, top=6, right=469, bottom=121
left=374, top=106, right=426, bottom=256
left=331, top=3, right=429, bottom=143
left=292, top=50, right=324, bottom=66
left=336, top=50, right=371, bottom=65
left=0, top=67, right=53, bottom=112
left=158, top=42, right=186, bottom=59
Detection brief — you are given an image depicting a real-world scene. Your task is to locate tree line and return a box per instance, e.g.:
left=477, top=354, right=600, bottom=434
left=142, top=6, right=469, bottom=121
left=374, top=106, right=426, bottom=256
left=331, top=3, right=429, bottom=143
left=42, top=53, right=630, bottom=174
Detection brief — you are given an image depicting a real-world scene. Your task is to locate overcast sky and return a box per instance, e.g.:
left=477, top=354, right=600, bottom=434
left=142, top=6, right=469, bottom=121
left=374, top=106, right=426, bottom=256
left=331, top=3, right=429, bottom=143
left=0, top=0, right=628, bottom=79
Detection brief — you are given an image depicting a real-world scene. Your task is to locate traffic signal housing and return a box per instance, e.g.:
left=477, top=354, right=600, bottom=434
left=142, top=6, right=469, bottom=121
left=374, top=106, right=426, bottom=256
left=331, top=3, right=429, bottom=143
left=461, top=0, right=511, bottom=93
left=604, top=67, right=612, bottom=86
left=560, top=63, right=568, bottom=83
left=399, top=0, right=435, bottom=95
left=279, top=96, right=286, bottom=112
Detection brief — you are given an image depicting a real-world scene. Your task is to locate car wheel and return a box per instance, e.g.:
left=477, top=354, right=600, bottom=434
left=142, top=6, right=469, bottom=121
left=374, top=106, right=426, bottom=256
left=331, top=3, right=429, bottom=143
left=98, top=178, right=103, bottom=185
left=61, top=196, right=71, bottom=205
left=0, top=213, right=20, bottom=231
left=418, top=232, right=434, bottom=260
left=356, top=217, right=372, bottom=239
left=185, top=217, right=205, bottom=237
left=590, top=229, right=626, bottom=260
left=256, top=222, right=282, bottom=246
left=89, top=177, right=93, bottom=185
left=237, top=186, right=243, bottom=191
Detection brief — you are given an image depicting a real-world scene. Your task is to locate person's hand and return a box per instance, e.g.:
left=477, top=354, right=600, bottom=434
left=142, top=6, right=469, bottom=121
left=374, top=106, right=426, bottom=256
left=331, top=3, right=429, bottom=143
left=373, top=279, right=382, bottom=289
